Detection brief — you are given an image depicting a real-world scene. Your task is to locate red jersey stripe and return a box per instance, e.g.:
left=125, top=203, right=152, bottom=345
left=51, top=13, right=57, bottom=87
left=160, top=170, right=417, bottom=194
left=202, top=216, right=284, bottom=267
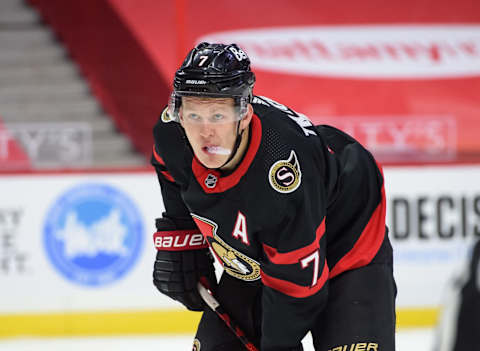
left=160, top=170, right=175, bottom=182
left=261, top=259, right=329, bottom=298
left=329, top=183, right=386, bottom=279
left=262, top=218, right=325, bottom=265
left=153, top=145, right=176, bottom=182
left=152, top=145, right=166, bottom=166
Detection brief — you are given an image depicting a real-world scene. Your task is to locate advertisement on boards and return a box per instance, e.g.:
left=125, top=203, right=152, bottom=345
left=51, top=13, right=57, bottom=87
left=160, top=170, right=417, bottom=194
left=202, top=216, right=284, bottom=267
left=385, top=165, right=480, bottom=307
left=0, top=172, right=173, bottom=314
left=1, top=166, right=479, bottom=315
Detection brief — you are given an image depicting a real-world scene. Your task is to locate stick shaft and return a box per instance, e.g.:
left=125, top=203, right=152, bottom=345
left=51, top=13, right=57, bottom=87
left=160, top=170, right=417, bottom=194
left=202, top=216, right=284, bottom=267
left=197, top=282, right=259, bottom=351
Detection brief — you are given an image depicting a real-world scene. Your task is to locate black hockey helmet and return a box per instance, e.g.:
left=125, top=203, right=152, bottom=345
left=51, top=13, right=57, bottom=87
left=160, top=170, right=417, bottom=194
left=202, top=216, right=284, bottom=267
left=168, top=42, right=256, bottom=121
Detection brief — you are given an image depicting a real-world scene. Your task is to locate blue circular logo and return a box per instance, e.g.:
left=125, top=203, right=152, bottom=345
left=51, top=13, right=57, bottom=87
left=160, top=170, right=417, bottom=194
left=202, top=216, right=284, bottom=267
left=44, top=183, right=144, bottom=286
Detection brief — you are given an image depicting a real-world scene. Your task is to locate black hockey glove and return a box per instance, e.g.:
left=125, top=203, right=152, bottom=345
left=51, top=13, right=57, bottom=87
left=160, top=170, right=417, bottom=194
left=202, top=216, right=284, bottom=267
left=153, top=215, right=216, bottom=311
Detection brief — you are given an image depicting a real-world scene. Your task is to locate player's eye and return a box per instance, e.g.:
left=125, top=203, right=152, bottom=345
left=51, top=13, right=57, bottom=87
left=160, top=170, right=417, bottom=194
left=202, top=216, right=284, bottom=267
left=187, top=113, right=201, bottom=122
left=210, top=114, right=225, bottom=122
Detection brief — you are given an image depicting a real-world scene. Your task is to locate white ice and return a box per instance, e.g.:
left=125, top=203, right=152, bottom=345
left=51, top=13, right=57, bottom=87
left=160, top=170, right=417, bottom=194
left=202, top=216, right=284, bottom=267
left=0, top=328, right=434, bottom=350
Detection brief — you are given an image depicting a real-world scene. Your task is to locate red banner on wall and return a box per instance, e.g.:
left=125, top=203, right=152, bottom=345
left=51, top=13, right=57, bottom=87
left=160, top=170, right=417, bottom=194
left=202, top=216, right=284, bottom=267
left=32, top=0, right=480, bottom=164
left=108, top=0, right=480, bottom=163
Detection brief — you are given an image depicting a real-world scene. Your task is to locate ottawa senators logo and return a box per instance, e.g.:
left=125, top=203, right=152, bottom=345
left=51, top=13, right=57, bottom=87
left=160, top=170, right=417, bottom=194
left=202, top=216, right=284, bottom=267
left=269, top=150, right=302, bottom=193
left=191, top=214, right=261, bottom=281
left=210, top=239, right=261, bottom=281
left=192, top=338, right=201, bottom=351
left=160, top=107, right=174, bottom=123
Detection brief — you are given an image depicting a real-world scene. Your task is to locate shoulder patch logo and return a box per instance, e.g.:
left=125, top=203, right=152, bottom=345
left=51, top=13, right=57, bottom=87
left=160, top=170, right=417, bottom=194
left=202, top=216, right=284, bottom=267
left=160, top=107, right=174, bottom=123
left=193, top=338, right=201, bottom=351
left=269, top=150, right=302, bottom=193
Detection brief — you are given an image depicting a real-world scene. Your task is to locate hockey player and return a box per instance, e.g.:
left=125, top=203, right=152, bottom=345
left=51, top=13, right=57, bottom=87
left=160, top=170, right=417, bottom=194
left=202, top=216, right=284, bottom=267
left=151, top=42, right=396, bottom=351
left=433, top=239, right=480, bottom=351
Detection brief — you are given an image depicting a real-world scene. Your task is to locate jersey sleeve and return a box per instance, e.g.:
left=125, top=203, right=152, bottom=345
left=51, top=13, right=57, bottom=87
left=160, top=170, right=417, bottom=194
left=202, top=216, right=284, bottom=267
left=151, top=108, right=191, bottom=219
left=259, top=184, right=329, bottom=350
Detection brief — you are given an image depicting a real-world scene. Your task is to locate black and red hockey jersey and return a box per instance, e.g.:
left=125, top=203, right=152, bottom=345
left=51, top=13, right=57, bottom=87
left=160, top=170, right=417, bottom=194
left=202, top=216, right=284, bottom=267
left=151, top=95, right=388, bottom=349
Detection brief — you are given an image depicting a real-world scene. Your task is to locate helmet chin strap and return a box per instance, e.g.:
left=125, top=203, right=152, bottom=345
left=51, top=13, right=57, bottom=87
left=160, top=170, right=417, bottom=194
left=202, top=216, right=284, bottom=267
left=215, top=120, right=244, bottom=170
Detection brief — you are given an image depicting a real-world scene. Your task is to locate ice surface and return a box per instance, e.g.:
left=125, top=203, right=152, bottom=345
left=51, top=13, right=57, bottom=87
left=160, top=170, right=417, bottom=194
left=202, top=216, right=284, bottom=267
left=0, top=328, right=434, bottom=350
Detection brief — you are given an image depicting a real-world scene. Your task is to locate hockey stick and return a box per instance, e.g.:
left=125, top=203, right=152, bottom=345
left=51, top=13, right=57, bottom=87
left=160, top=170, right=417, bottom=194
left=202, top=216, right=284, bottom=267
left=197, top=281, right=259, bottom=351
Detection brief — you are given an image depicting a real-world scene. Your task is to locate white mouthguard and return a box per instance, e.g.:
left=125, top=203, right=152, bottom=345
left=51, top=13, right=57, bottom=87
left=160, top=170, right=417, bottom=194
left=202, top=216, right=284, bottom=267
left=206, top=146, right=231, bottom=155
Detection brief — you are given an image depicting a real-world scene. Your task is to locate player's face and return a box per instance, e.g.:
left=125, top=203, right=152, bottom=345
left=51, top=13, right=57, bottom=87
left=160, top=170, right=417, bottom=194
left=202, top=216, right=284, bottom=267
left=180, top=97, right=241, bottom=169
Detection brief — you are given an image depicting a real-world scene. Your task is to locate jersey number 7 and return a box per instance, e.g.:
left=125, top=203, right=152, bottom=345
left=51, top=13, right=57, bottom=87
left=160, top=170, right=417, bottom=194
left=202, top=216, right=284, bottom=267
left=300, top=250, right=320, bottom=287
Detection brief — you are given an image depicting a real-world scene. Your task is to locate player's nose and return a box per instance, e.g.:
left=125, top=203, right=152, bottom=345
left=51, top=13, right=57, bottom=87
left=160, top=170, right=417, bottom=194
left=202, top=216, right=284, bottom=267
left=198, top=122, right=215, bottom=138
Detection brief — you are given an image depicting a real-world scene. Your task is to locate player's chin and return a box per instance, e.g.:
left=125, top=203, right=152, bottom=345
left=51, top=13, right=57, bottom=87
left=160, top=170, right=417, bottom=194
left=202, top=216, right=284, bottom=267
left=197, top=154, right=227, bottom=169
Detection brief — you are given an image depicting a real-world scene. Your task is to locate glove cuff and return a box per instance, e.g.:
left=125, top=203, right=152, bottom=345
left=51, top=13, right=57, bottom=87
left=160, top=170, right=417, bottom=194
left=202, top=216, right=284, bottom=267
left=153, top=229, right=208, bottom=251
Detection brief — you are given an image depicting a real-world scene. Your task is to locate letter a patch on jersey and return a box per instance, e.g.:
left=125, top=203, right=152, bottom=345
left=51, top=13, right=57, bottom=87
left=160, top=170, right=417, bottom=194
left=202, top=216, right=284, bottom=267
left=232, top=211, right=249, bottom=245
left=269, top=150, right=302, bottom=193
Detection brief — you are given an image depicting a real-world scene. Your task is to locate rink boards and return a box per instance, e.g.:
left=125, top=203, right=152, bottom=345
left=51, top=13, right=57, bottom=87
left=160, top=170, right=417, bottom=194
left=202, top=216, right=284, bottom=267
left=0, top=165, right=478, bottom=336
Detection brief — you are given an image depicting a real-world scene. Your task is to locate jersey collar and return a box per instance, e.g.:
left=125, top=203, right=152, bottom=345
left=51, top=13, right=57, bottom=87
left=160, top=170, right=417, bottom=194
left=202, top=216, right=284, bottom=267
left=192, top=114, right=262, bottom=193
